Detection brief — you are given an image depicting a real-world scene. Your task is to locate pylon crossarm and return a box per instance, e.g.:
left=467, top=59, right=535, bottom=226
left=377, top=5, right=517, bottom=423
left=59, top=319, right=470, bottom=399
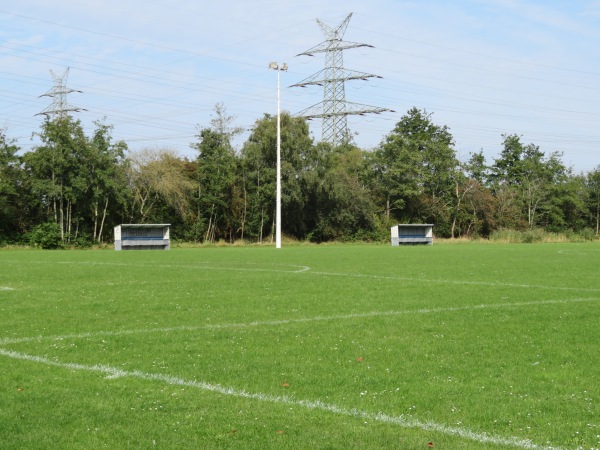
left=290, top=69, right=381, bottom=88
left=296, top=41, right=373, bottom=57
left=295, top=101, right=393, bottom=120
left=293, top=103, right=325, bottom=118
left=342, top=102, right=393, bottom=115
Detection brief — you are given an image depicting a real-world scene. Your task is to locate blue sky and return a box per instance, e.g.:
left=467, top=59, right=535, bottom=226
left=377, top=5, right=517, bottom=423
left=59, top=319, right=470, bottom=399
left=1, top=0, right=599, bottom=172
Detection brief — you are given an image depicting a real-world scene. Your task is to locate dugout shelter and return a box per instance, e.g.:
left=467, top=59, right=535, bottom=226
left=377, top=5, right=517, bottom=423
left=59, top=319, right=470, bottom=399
left=391, top=224, right=434, bottom=246
left=114, top=224, right=170, bottom=250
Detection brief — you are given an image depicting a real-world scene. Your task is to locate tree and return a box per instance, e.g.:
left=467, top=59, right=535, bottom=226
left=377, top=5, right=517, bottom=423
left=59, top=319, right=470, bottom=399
left=448, top=167, right=472, bottom=238
left=22, top=117, right=129, bottom=245
left=447, top=152, right=495, bottom=238
left=370, top=107, right=458, bottom=235
left=0, top=130, right=23, bottom=240
left=520, top=144, right=549, bottom=227
left=193, top=128, right=239, bottom=242
left=490, top=134, right=572, bottom=229
left=544, top=171, right=587, bottom=232
left=87, top=120, right=128, bottom=243
left=189, top=103, right=244, bottom=243
left=465, top=150, right=489, bottom=186
left=304, top=144, right=377, bottom=242
left=490, top=134, right=526, bottom=187
left=126, top=148, right=196, bottom=224
left=240, top=112, right=313, bottom=242
left=279, top=113, right=314, bottom=239
left=23, top=116, right=90, bottom=242
left=240, top=118, right=275, bottom=243
left=461, top=179, right=496, bottom=237
left=586, top=167, right=600, bottom=235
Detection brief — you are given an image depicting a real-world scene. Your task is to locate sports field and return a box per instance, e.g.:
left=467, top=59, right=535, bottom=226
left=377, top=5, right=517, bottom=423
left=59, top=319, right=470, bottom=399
left=1, top=243, right=599, bottom=449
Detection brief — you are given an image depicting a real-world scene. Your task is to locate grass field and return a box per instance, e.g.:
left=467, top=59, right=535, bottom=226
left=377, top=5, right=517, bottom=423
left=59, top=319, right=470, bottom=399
left=1, top=243, right=599, bottom=449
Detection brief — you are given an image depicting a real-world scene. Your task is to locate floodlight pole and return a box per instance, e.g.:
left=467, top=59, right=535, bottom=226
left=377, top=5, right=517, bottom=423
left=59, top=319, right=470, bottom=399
left=269, top=62, right=287, bottom=249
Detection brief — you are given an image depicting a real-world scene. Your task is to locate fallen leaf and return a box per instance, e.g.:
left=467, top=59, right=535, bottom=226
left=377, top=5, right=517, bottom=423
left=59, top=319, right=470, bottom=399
left=427, top=442, right=434, bottom=448
left=229, top=429, right=238, bottom=435
left=17, top=388, right=24, bottom=392
left=281, top=382, right=290, bottom=388
left=276, top=430, right=285, bottom=435
left=356, top=356, right=363, bottom=362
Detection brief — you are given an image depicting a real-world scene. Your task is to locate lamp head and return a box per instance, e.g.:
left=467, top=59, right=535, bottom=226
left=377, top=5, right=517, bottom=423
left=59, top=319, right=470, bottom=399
left=268, top=62, right=288, bottom=71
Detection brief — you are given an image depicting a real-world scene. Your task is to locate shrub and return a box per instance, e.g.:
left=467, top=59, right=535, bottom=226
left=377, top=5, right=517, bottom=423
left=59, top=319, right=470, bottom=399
left=522, top=228, right=545, bottom=243
left=29, top=222, right=63, bottom=249
left=489, top=228, right=522, bottom=243
left=565, top=228, right=597, bottom=242
left=69, top=234, right=93, bottom=248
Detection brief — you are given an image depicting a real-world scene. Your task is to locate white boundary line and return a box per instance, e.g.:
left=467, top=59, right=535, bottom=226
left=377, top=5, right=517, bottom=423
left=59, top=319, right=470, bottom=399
left=0, top=347, right=565, bottom=450
left=11, top=259, right=600, bottom=292
left=0, top=257, right=594, bottom=448
left=306, top=270, right=600, bottom=293
left=16, top=260, right=312, bottom=274
left=1, top=296, right=598, bottom=345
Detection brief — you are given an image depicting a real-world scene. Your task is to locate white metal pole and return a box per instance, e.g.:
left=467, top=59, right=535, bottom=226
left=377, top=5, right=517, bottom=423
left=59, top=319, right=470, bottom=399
left=276, top=67, right=282, bottom=249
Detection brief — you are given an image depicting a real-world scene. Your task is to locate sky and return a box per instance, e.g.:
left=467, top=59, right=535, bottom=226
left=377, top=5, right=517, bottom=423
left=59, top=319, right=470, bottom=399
left=1, top=0, right=599, bottom=172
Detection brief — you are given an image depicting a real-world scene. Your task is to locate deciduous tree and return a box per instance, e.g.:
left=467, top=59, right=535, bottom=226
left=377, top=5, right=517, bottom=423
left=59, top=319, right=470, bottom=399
left=370, top=107, right=458, bottom=235
left=24, top=116, right=89, bottom=242
left=0, top=130, right=23, bottom=240
left=126, top=148, right=195, bottom=224
left=586, top=167, right=600, bottom=235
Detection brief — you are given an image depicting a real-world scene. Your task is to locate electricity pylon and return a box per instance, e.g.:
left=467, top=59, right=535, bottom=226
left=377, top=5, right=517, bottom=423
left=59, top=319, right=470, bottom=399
left=291, top=13, right=392, bottom=146
left=36, top=67, right=86, bottom=118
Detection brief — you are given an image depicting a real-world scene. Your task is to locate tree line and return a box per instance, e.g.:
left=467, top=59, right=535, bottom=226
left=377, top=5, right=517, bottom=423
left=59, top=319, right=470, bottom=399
left=1, top=105, right=599, bottom=247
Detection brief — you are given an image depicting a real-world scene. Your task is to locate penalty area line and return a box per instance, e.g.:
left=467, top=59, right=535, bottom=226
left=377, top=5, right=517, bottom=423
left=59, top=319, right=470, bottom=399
left=0, top=347, right=563, bottom=450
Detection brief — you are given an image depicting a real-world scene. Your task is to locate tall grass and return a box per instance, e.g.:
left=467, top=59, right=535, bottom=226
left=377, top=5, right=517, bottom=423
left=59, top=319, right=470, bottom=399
left=489, top=227, right=598, bottom=243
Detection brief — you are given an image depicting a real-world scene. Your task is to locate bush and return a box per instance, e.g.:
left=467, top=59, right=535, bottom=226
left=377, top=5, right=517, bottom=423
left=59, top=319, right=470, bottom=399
left=489, top=227, right=599, bottom=244
left=563, top=228, right=597, bottom=243
left=522, top=228, right=545, bottom=243
left=29, top=222, right=63, bottom=249
left=490, top=228, right=547, bottom=243
left=69, top=234, right=93, bottom=248
left=489, top=228, right=522, bottom=243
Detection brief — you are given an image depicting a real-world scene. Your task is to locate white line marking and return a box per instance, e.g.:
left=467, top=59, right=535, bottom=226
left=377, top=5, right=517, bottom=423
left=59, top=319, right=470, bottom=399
left=0, top=347, right=564, bottom=450
left=12, top=259, right=599, bottom=292
left=0, top=286, right=14, bottom=291
left=305, top=270, right=600, bottom=293
left=557, top=249, right=600, bottom=255
left=29, top=260, right=313, bottom=274
left=2, top=297, right=597, bottom=345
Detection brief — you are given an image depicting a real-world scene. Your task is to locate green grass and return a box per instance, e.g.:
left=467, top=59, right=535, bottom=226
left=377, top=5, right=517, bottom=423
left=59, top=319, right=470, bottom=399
left=1, top=243, right=599, bottom=449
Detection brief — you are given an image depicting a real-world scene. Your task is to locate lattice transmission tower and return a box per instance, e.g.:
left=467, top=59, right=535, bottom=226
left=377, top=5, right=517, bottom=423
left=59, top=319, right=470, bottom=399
left=291, top=13, right=392, bottom=146
left=36, top=67, right=86, bottom=118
